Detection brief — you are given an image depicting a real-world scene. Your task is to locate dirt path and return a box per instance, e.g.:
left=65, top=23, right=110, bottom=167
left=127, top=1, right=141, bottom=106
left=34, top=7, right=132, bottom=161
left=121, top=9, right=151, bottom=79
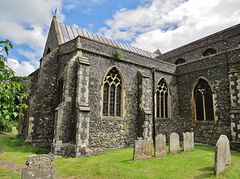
left=0, top=159, right=25, bottom=174
left=0, top=137, right=25, bottom=174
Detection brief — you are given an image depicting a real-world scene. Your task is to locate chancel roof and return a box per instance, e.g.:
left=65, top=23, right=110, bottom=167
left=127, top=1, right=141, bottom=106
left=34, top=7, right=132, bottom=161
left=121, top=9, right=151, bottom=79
left=57, top=22, right=158, bottom=59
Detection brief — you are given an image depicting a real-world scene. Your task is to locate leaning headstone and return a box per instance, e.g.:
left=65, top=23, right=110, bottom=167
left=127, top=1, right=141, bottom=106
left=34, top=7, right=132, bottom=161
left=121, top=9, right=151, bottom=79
left=183, top=132, right=194, bottom=152
left=169, top=133, right=180, bottom=154
left=133, top=137, right=153, bottom=160
left=22, top=154, right=56, bottom=179
left=214, top=135, right=231, bottom=175
left=155, top=134, right=166, bottom=157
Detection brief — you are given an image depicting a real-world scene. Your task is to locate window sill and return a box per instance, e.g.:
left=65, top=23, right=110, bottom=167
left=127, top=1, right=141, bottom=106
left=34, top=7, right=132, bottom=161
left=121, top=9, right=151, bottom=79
left=156, top=117, right=170, bottom=120
left=194, top=120, right=216, bottom=124
left=101, top=116, right=124, bottom=120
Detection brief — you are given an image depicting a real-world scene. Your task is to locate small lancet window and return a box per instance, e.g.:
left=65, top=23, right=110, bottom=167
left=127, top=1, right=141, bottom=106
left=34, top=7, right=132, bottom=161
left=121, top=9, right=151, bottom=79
left=193, top=78, right=214, bottom=121
left=175, top=58, right=186, bottom=65
left=46, top=47, right=51, bottom=54
left=102, top=67, right=123, bottom=117
left=57, top=78, right=64, bottom=104
left=156, top=78, right=170, bottom=119
left=202, top=48, right=217, bottom=57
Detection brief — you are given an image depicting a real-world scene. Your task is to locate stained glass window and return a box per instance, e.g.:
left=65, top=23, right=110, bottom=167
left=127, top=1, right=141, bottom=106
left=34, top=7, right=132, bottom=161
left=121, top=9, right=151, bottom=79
left=156, top=78, right=169, bottom=119
left=103, top=83, right=109, bottom=116
left=102, top=67, right=123, bottom=117
left=194, top=78, right=214, bottom=121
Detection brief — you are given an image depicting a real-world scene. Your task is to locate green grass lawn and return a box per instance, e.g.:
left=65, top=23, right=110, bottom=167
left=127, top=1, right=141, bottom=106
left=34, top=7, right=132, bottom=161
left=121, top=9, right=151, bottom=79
left=1, top=133, right=240, bottom=179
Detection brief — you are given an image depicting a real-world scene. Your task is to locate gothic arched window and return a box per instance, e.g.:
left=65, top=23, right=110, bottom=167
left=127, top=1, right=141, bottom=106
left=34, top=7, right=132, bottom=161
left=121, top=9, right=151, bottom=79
left=156, top=78, right=170, bottom=119
left=202, top=48, right=217, bottom=57
left=193, top=78, right=214, bottom=121
left=175, top=58, right=186, bottom=65
left=102, top=67, right=123, bottom=117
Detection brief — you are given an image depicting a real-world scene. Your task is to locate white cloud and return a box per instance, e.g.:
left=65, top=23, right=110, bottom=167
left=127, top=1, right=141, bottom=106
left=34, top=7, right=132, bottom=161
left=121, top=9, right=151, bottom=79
left=0, top=0, right=65, bottom=76
left=7, top=58, right=36, bottom=77
left=18, top=49, right=40, bottom=68
left=72, top=24, right=80, bottom=29
left=0, top=0, right=64, bottom=50
left=100, top=0, right=240, bottom=53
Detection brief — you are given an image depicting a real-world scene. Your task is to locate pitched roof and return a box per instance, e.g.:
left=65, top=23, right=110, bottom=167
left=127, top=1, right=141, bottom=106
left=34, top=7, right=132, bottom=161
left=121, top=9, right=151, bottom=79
left=57, top=22, right=158, bottom=58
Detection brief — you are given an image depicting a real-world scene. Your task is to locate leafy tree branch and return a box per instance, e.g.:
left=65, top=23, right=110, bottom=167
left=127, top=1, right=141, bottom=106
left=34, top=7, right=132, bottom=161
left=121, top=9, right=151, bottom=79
left=0, top=40, right=28, bottom=132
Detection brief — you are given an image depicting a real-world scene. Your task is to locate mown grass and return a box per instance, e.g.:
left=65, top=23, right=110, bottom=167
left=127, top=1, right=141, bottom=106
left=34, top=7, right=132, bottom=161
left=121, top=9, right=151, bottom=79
left=0, top=133, right=240, bottom=179
left=0, top=134, right=50, bottom=167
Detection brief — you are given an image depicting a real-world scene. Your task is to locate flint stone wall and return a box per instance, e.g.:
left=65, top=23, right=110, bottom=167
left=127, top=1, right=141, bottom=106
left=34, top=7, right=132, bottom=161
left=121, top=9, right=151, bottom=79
left=24, top=50, right=59, bottom=147
left=20, top=21, right=240, bottom=156
left=80, top=37, right=176, bottom=153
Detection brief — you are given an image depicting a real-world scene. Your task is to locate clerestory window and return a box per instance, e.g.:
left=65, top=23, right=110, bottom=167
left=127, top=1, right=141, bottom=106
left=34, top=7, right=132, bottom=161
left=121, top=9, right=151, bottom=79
left=193, top=78, right=214, bottom=121
left=202, top=48, right=217, bottom=57
left=175, top=58, right=186, bottom=65
left=102, top=67, right=123, bottom=117
left=156, top=78, right=170, bottom=119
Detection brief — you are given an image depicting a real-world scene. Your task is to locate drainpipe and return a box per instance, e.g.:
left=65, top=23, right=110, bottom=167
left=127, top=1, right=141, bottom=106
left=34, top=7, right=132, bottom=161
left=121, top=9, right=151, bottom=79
left=152, top=68, right=156, bottom=145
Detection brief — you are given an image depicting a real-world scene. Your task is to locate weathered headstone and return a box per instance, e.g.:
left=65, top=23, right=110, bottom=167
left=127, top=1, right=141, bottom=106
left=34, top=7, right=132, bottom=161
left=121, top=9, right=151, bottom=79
left=183, top=132, right=194, bottom=152
left=154, top=134, right=166, bottom=157
left=169, top=133, right=180, bottom=154
left=22, top=154, right=56, bottom=179
left=214, top=135, right=231, bottom=175
left=133, top=137, right=153, bottom=160
left=12, top=127, right=16, bottom=131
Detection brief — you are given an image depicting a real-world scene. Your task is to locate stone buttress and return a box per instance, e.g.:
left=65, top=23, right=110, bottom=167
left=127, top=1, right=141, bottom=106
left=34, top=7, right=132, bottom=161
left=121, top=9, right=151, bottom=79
left=229, top=66, right=240, bottom=149
left=137, top=70, right=152, bottom=139
left=75, top=56, right=91, bottom=157
left=52, top=37, right=91, bottom=157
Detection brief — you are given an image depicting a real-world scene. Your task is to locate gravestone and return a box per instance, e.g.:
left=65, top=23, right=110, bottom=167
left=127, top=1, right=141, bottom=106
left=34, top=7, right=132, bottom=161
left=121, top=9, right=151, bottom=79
left=154, top=134, right=166, bottom=157
left=133, top=137, right=153, bottom=160
left=214, top=135, right=231, bottom=175
left=169, top=133, right=180, bottom=154
left=12, top=127, right=16, bottom=131
left=22, top=154, right=56, bottom=179
left=183, top=132, right=194, bottom=152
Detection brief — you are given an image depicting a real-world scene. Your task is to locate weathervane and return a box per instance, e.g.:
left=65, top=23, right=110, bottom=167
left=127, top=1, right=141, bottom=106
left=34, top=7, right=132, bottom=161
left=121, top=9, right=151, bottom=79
left=54, top=9, right=57, bottom=16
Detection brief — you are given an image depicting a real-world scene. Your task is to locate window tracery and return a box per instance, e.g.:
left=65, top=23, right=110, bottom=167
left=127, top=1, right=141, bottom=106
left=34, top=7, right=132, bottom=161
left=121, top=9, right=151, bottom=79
left=193, top=78, right=214, bottom=121
left=156, top=78, right=170, bottom=119
left=102, top=67, right=123, bottom=117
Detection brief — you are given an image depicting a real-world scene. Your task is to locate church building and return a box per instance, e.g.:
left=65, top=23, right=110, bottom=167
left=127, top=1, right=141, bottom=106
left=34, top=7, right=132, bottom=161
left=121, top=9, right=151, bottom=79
left=19, top=16, right=240, bottom=157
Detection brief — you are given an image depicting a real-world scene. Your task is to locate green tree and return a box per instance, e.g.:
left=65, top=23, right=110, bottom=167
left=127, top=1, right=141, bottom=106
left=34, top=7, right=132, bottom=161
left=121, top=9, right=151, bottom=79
left=11, top=76, right=28, bottom=93
left=0, top=40, right=28, bottom=132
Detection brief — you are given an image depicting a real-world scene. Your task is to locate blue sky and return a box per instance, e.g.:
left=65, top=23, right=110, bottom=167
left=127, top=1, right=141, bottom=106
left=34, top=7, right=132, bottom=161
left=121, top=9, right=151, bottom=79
left=1, top=0, right=240, bottom=76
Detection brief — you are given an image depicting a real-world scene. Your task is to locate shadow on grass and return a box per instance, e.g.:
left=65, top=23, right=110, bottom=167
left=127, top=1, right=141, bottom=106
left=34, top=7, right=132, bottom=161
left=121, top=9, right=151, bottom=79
left=230, top=150, right=240, bottom=157
left=193, top=172, right=214, bottom=179
left=120, top=159, right=133, bottom=163
left=192, top=167, right=214, bottom=179
left=198, top=167, right=214, bottom=171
